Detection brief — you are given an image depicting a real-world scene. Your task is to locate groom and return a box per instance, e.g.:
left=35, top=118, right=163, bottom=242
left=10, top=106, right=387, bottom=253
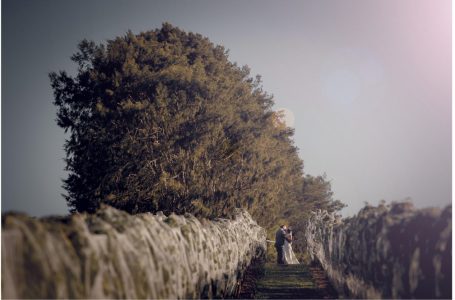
left=275, top=224, right=286, bottom=264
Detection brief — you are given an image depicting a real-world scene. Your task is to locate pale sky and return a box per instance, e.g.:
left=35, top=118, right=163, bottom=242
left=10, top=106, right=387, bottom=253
left=2, top=0, right=451, bottom=217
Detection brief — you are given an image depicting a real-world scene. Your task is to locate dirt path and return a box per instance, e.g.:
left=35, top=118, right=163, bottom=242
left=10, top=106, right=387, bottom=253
left=251, top=263, right=338, bottom=299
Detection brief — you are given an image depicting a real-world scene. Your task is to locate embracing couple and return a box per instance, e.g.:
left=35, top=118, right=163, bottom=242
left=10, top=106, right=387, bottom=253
left=275, top=224, right=299, bottom=265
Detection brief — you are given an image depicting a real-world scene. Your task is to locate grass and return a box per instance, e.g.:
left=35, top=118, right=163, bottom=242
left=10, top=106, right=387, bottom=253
left=254, top=263, right=337, bottom=299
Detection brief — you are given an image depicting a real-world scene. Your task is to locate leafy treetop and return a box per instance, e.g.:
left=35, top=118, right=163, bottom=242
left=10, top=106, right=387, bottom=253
left=50, top=23, right=344, bottom=230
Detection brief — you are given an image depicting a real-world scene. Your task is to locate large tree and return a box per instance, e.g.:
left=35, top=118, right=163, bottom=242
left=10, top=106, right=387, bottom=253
left=51, top=23, right=345, bottom=232
left=50, top=23, right=305, bottom=226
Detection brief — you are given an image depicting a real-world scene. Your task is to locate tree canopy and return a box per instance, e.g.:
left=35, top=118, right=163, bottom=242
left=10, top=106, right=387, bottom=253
left=50, top=23, right=344, bottom=230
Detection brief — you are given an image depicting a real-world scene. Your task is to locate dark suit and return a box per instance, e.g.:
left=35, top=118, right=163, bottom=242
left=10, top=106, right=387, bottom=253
left=275, top=228, right=286, bottom=264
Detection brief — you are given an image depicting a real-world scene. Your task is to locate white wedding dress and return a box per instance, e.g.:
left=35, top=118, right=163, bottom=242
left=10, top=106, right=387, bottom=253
left=283, top=234, right=299, bottom=264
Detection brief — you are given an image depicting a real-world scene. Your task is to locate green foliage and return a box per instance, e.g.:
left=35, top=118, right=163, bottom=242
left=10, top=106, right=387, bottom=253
left=50, top=23, right=345, bottom=232
left=282, top=174, right=346, bottom=254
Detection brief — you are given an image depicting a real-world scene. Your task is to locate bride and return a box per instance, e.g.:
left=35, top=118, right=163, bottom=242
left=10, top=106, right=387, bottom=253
left=283, top=227, right=299, bottom=264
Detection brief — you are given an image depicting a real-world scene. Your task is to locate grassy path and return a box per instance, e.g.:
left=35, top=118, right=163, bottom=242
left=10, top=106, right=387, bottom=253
left=253, top=263, right=337, bottom=299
